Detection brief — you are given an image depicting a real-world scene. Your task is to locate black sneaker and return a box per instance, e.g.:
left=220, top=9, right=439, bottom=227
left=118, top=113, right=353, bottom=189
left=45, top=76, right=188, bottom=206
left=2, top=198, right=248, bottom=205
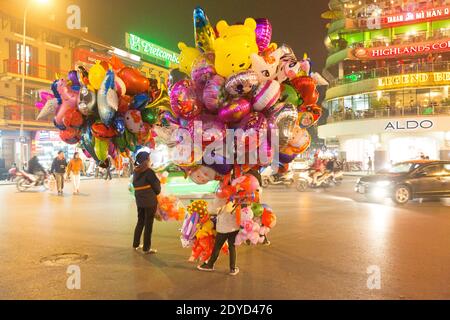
left=197, top=263, right=214, bottom=272
left=229, top=267, right=240, bottom=276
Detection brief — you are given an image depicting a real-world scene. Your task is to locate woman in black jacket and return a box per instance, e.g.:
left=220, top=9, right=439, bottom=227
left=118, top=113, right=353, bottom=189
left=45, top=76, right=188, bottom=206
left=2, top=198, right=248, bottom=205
left=132, top=152, right=161, bottom=254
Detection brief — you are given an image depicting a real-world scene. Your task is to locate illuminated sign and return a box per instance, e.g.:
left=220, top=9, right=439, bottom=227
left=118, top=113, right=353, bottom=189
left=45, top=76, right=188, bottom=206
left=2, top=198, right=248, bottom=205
left=385, top=120, right=434, bottom=131
left=359, top=5, right=450, bottom=28
left=378, top=72, right=450, bottom=89
left=125, top=33, right=179, bottom=67
left=353, top=38, right=450, bottom=59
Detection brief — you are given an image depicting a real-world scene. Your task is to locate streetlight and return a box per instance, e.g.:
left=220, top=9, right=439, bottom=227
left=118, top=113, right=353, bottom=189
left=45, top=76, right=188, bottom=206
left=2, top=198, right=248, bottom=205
left=19, top=0, right=51, bottom=165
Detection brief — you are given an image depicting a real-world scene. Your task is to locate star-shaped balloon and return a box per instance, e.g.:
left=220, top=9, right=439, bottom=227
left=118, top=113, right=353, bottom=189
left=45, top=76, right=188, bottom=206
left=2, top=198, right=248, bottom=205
left=193, top=7, right=216, bottom=53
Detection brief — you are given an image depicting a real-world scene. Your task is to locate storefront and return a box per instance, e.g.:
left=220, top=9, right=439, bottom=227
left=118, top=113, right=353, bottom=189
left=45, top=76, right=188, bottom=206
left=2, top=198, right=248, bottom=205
left=33, top=130, right=77, bottom=170
left=319, top=116, right=450, bottom=170
left=0, top=130, right=33, bottom=169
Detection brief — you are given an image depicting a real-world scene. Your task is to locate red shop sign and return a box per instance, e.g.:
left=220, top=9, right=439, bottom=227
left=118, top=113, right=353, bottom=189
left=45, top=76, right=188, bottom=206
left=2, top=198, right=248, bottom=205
left=72, top=47, right=110, bottom=66
left=352, top=38, right=450, bottom=60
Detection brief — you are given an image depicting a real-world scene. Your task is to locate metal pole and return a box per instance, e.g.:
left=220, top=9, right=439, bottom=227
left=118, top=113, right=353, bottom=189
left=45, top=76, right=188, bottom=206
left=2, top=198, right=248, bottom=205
left=20, top=2, right=29, bottom=166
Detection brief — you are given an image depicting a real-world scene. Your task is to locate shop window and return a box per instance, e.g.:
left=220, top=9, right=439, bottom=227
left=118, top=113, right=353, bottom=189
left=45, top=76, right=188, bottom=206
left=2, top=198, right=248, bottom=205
left=389, top=137, right=438, bottom=163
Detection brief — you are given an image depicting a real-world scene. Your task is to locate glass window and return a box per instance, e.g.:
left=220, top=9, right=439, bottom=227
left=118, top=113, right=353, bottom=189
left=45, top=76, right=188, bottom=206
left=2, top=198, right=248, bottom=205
left=419, top=165, right=444, bottom=177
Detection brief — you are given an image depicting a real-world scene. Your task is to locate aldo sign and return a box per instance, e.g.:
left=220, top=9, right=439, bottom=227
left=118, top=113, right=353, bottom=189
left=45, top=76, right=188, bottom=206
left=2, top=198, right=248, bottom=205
left=385, top=119, right=434, bottom=131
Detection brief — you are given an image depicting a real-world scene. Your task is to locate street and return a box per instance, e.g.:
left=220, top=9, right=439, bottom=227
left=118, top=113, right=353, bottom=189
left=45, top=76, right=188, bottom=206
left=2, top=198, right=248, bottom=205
left=1, top=177, right=449, bottom=300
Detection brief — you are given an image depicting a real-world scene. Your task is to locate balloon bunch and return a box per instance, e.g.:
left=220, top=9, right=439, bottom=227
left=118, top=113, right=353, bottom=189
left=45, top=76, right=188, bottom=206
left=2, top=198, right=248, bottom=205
left=37, top=56, right=172, bottom=163
left=168, top=7, right=322, bottom=185
left=235, top=203, right=276, bottom=245
left=156, top=195, right=185, bottom=221
left=181, top=200, right=228, bottom=262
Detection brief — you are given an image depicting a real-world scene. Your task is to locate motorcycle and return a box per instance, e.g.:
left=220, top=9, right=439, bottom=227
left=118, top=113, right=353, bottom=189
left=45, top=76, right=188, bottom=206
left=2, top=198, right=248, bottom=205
left=16, top=170, right=50, bottom=192
left=261, top=167, right=295, bottom=187
left=296, top=169, right=335, bottom=191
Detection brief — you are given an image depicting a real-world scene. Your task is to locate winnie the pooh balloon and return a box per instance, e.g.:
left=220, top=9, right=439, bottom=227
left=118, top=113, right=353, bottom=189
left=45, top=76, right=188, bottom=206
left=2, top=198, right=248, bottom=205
left=177, top=42, right=201, bottom=75
left=213, top=18, right=258, bottom=78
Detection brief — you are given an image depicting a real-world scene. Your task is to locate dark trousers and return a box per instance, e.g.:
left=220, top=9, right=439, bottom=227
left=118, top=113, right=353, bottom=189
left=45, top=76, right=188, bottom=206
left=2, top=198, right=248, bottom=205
left=104, top=168, right=112, bottom=180
left=207, top=230, right=239, bottom=270
left=133, top=206, right=156, bottom=251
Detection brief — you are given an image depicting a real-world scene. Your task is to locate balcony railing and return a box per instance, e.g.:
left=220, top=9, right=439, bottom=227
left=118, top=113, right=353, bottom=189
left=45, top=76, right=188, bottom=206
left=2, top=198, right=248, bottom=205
left=0, top=104, right=53, bottom=124
left=327, top=105, right=450, bottom=123
left=329, top=61, right=450, bottom=87
left=2, top=59, right=67, bottom=82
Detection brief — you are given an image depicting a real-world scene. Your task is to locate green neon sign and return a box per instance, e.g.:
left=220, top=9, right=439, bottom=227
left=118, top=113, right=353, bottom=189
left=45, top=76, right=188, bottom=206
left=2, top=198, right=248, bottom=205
left=125, top=33, right=179, bottom=66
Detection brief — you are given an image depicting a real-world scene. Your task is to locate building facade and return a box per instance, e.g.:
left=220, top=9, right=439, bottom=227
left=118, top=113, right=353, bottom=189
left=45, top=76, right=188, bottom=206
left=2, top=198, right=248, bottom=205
left=320, top=0, right=450, bottom=170
left=0, top=4, right=174, bottom=169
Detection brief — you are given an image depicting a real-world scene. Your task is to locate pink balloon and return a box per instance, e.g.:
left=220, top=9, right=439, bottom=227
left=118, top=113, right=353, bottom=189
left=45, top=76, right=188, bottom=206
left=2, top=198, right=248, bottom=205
left=218, top=98, right=251, bottom=124
left=255, top=18, right=272, bottom=52
left=170, top=80, right=202, bottom=120
left=203, top=75, right=226, bottom=113
left=54, top=79, right=78, bottom=125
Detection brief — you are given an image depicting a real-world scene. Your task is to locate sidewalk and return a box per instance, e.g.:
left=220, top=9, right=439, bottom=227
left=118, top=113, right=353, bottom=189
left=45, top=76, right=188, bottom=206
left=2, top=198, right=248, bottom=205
left=0, top=176, right=97, bottom=186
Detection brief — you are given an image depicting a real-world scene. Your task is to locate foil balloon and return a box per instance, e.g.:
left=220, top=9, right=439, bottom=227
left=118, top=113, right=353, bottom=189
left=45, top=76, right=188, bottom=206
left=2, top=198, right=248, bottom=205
left=145, top=84, right=172, bottom=114
left=203, top=154, right=233, bottom=176
left=35, top=90, right=54, bottom=110
left=141, top=107, right=159, bottom=125
left=114, top=76, right=126, bottom=96
left=36, top=97, right=58, bottom=120
left=225, top=70, right=259, bottom=96
left=287, top=126, right=311, bottom=154
left=193, top=6, right=216, bottom=53
left=170, top=80, right=202, bottom=120
left=203, top=75, right=226, bottom=113
left=218, top=98, right=251, bottom=123
left=88, top=61, right=107, bottom=90
left=124, top=109, right=143, bottom=134
left=274, top=45, right=300, bottom=83
left=118, top=95, right=132, bottom=114
left=78, top=86, right=96, bottom=116
left=161, top=111, right=179, bottom=126
left=255, top=18, right=272, bottom=52
left=54, top=79, right=78, bottom=126
left=77, top=66, right=89, bottom=87
left=97, top=70, right=119, bottom=126
left=270, top=104, right=298, bottom=146
left=91, top=122, right=117, bottom=139
left=133, top=93, right=149, bottom=110
left=298, top=111, right=315, bottom=129
left=280, top=83, right=301, bottom=106
left=118, top=67, right=150, bottom=95
left=290, top=76, right=317, bottom=104
left=263, top=102, right=285, bottom=119
left=59, top=127, right=81, bottom=145
left=62, top=108, right=83, bottom=129
left=189, top=165, right=217, bottom=185
left=299, top=104, right=322, bottom=124
left=252, top=80, right=281, bottom=112
left=191, top=53, right=216, bottom=90
left=238, top=112, right=268, bottom=132
left=178, top=42, right=201, bottom=75
left=68, top=70, right=81, bottom=88
left=94, top=137, right=109, bottom=162
left=113, top=117, right=125, bottom=135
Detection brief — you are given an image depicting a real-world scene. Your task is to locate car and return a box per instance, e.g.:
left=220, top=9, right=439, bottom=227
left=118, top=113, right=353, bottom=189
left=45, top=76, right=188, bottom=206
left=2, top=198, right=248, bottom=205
left=355, top=160, right=450, bottom=204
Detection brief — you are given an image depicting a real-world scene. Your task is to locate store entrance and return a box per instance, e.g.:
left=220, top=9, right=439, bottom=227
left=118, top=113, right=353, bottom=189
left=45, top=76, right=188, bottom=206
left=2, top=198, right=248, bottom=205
left=388, top=137, right=439, bottom=163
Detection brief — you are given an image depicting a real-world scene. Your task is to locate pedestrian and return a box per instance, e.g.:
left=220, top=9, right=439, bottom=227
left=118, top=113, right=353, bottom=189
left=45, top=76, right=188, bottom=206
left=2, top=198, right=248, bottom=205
left=367, top=156, right=373, bottom=175
left=197, top=201, right=240, bottom=276
left=132, top=151, right=161, bottom=254
left=51, top=151, right=67, bottom=196
left=66, top=152, right=86, bottom=194
left=104, top=155, right=112, bottom=180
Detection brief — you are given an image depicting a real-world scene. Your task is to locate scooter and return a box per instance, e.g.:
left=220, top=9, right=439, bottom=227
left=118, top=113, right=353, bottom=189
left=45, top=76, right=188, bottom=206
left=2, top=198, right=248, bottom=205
left=296, top=169, right=334, bottom=191
left=16, top=170, right=50, bottom=192
left=261, top=167, right=295, bottom=187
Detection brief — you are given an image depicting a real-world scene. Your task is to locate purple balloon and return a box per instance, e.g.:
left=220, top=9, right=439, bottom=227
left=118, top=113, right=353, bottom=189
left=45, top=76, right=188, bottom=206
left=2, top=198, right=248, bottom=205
left=169, top=80, right=202, bottom=120
left=238, top=112, right=268, bottom=132
left=279, top=151, right=297, bottom=164
left=255, top=18, right=272, bottom=52
left=203, top=75, right=226, bottom=113
left=68, top=70, right=81, bottom=87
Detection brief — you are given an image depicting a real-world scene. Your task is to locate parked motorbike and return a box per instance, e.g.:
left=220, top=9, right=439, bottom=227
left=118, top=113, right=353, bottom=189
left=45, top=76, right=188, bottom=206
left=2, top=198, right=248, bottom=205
left=16, top=170, right=50, bottom=192
left=261, top=167, right=295, bottom=187
left=296, top=169, right=335, bottom=191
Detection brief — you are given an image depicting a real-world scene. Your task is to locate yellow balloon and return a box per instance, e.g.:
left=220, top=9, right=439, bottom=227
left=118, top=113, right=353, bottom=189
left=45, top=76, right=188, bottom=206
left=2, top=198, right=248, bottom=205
left=213, top=18, right=259, bottom=77
left=88, top=61, right=106, bottom=90
left=177, top=42, right=201, bottom=75
left=145, top=83, right=173, bottom=114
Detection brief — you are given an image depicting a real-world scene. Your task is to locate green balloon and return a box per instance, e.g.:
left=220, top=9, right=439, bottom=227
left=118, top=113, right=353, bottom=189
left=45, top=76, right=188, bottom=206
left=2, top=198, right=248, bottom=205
left=114, top=134, right=127, bottom=152
left=94, top=137, right=109, bottom=162
left=141, top=108, right=160, bottom=125
left=125, top=129, right=137, bottom=152
left=281, top=84, right=300, bottom=106
left=251, top=203, right=264, bottom=217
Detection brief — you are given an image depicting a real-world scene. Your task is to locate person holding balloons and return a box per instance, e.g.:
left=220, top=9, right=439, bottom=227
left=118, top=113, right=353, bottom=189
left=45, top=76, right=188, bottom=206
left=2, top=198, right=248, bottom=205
left=132, top=151, right=161, bottom=254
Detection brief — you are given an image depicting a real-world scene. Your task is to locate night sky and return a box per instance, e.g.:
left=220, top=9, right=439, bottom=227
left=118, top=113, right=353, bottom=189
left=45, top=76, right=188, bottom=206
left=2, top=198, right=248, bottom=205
left=72, top=0, right=330, bottom=72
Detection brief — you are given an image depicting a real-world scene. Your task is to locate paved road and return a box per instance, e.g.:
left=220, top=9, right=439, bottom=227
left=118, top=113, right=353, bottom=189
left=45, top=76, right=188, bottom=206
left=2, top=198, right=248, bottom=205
left=0, top=178, right=449, bottom=299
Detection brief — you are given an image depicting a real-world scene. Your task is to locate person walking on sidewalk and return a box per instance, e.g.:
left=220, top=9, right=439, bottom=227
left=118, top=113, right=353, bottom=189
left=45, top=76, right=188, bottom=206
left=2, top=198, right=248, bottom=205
left=132, top=152, right=161, bottom=254
left=103, top=155, right=113, bottom=180
left=51, top=151, right=67, bottom=196
left=198, top=201, right=241, bottom=276
left=66, top=152, right=85, bottom=194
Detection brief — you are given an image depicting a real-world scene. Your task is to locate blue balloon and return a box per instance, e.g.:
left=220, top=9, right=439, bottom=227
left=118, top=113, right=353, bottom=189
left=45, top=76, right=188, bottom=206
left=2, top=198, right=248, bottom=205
left=133, top=93, right=150, bottom=110
left=113, top=117, right=125, bottom=135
